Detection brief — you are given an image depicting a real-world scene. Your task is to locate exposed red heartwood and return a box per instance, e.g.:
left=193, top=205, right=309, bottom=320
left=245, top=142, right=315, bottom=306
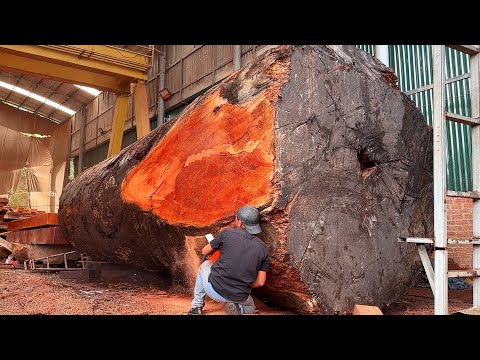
left=121, top=88, right=276, bottom=227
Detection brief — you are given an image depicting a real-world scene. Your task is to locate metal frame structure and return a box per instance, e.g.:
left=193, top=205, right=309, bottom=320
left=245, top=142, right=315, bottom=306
left=398, top=45, right=480, bottom=315
left=24, top=250, right=86, bottom=271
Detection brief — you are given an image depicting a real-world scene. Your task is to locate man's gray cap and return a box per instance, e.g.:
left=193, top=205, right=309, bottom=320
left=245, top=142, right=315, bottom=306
left=236, top=205, right=262, bottom=235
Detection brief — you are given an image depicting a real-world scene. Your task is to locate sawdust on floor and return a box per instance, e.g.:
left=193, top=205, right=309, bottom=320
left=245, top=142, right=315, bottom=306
left=0, top=269, right=289, bottom=315
left=0, top=269, right=473, bottom=315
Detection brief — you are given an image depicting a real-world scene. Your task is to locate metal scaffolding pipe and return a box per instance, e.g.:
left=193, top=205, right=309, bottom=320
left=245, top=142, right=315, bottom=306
left=374, top=45, right=389, bottom=67
left=234, top=45, right=241, bottom=71
left=77, top=107, right=86, bottom=175
left=63, top=119, right=72, bottom=187
left=470, top=48, right=480, bottom=307
left=432, top=45, right=448, bottom=315
left=156, top=45, right=166, bottom=126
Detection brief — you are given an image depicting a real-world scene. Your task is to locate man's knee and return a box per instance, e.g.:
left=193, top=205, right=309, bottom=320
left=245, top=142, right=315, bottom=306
left=200, top=260, right=213, bottom=269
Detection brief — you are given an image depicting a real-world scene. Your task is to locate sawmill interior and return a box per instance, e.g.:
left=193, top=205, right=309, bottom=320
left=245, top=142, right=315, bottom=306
left=0, top=45, right=478, bottom=316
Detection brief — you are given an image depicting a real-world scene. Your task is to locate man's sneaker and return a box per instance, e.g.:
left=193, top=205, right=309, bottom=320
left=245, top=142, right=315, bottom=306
left=187, top=307, right=203, bottom=315
left=224, top=302, right=243, bottom=315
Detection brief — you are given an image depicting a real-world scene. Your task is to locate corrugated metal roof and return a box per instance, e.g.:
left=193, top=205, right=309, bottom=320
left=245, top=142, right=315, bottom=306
left=0, top=45, right=151, bottom=124
left=0, top=70, right=97, bottom=123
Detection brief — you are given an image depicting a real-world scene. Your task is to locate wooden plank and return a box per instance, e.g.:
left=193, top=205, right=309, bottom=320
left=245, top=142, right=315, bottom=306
left=352, top=304, right=383, bottom=315
left=448, top=238, right=480, bottom=245
left=6, top=226, right=68, bottom=245
left=453, top=306, right=480, bottom=315
left=3, top=211, right=37, bottom=221
left=447, top=190, right=480, bottom=199
left=7, top=213, right=58, bottom=232
left=448, top=270, right=480, bottom=278
left=398, top=237, right=434, bottom=244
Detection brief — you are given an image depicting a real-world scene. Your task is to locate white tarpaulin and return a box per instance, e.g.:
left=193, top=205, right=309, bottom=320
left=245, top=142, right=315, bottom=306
left=0, top=102, right=70, bottom=212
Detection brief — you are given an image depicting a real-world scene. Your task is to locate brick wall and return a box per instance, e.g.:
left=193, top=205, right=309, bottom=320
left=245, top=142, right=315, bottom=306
left=447, top=196, right=473, bottom=270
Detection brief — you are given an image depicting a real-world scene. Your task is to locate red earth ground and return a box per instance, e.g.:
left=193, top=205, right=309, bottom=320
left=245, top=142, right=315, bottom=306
left=0, top=268, right=474, bottom=315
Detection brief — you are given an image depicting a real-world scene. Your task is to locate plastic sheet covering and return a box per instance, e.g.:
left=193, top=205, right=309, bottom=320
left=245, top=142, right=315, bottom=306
left=0, top=103, right=69, bottom=212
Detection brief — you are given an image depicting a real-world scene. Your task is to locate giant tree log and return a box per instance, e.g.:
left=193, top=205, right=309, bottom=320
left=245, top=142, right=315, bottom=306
left=59, top=45, right=433, bottom=314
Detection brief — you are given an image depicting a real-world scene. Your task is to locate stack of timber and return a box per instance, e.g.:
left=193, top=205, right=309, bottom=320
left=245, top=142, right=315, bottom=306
left=0, top=203, right=45, bottom=239
left=5, top=212, right=71, bottom=264
left=0, top=199, right=50, bottom=259
left=6, top=213, right=68, bottom=245
left=59, top=45, right=434, bottom=314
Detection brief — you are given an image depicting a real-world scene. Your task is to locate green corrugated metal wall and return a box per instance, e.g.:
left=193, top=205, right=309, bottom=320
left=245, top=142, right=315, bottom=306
left=355, top=45, right=472, bottom=191
left=355, top=45, right=374, bottom=56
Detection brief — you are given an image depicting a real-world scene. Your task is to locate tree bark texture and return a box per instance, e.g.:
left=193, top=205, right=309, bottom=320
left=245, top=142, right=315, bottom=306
left=59, top=45, right=433, bottom=314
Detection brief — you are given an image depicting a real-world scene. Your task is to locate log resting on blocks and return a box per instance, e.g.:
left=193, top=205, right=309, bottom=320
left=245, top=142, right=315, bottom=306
left=59, top=45, right=433, bottom=314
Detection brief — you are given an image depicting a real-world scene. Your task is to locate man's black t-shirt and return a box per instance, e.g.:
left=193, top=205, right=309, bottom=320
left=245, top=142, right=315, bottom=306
left=208, top=228, right=269, bottom=303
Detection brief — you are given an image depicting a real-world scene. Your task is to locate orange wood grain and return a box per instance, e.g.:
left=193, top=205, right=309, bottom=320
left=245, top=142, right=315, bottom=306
left=121, top=89, right=276, bottom=227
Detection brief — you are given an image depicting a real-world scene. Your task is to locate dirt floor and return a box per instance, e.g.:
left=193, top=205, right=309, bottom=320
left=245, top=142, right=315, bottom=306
left=0, top=268, right=473, bottom=315
left=0, top=269, right=290, bottom=315
left=382, top=287, right=474, bottom=315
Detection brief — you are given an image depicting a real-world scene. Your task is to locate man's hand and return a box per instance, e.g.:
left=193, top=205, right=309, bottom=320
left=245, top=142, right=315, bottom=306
left=201, top=243, right=215, bottom=256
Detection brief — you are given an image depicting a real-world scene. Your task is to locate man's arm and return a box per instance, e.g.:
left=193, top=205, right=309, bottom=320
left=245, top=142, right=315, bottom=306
left=251, top=271, right=266, bottom=288
left=201, top=243, right=215, bottom=256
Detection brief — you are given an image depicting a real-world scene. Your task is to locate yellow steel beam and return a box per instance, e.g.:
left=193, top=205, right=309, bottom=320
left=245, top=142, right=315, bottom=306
left=107, top=94, right=129, bottom=157
left=0, top=52, right=130, bottom=93
left=42, top=45, right=151, bottom=72
left=133, top=82, right=151, bottom=139
left=0, top=45, right=151, bottom=93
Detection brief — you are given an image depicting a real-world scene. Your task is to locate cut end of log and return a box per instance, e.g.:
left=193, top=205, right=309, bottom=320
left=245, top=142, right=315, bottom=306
left=121, top=49, right=292, bottom=228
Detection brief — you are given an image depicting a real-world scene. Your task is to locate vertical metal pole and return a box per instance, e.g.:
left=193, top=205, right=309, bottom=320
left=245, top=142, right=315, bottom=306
left=63, top=118, right=72, bottom=186
left=234, top=45, right=241, bottom=71
left=156, top=45, right=166, bottom=127
left=133, top=82, right=150, bottom=139
left=50, top=168, right=56, bottom=213
left=433, top=45, right=448, bottom=315
left=374, top=45, right=389, bottom=67
left=470, top=49, right=480, bottom=307
left=212, top=45, right=217, bottom=85
left=107, top=94, right=129, bottom=158
left=77, top=107, right=86, bottom=175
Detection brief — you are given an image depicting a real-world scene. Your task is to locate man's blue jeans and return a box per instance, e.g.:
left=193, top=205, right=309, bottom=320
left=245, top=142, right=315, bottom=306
left=192, top=260, right=228, bottom=307
left=191, top=260, right=256, bottom=314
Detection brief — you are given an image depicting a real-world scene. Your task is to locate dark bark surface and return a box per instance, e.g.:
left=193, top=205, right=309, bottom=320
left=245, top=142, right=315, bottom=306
left=267, top=46, right=433, bottom=313
left=59, top=45, right=433, bottom=314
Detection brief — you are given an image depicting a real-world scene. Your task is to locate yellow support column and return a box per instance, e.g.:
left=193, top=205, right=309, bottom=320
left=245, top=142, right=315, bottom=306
left=133, top=82, right=150, bottom=139
left=107, top=94, right=129, bottom=158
